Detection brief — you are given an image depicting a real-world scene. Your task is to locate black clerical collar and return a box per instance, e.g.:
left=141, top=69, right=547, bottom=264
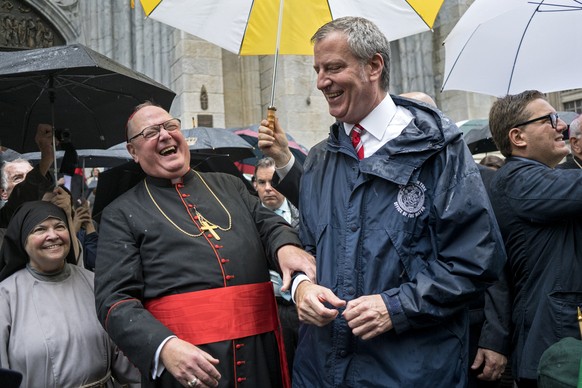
left=147, top=169, right=196, bottom=187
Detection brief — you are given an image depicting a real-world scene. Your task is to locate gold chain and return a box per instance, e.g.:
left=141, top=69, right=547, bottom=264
left=144, top=171, right=232, bottom=238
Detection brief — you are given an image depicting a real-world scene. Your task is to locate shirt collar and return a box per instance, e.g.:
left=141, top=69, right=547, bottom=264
left=277, top=200, right=291, bottom=214
left=261, top=199, right=290, bottom=214
left=343, top=94, right=396, bottom=141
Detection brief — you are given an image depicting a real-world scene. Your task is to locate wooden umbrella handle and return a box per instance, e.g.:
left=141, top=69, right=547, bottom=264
left=267, top=106, right=277, bottom=130
left=578, top=306, right=582, bottom=338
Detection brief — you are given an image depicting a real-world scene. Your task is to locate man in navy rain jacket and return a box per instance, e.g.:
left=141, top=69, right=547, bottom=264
left=258, top=17, right=506, bottom=387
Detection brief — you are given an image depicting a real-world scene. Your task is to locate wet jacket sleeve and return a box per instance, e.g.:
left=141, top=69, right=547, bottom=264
left=94, top=205, right=174, bottom=378
left=478, top=264, right=512, bottom=355
left=272, top=158, right=303, bottom=208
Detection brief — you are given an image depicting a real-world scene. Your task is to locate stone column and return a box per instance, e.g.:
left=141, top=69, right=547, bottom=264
left=222, top=53, right=262, bottom=128
left=171, top=34, right=225, bottom=128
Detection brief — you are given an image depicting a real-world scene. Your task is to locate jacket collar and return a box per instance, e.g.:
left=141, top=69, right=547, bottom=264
left=325, top=95, right=461, bottom=185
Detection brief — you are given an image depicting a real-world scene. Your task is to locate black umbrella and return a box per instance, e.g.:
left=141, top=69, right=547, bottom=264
left=110, top=127, right=255, bottom=162
left=0, top=44, right=175, bottom=153
left=463, top=124, right=497, bottom=155
left=181, top=127, right=255, bottom=162
left=228, top=124, right=308, bottom=175
left=21, top=148, right=132, bottom=168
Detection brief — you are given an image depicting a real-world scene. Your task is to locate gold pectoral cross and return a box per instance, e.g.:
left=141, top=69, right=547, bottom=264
left=199, top=218, right=221, bottom=240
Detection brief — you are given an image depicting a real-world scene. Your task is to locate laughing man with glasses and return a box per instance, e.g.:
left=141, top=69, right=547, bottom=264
left=488, top=90, right=582, bottom=388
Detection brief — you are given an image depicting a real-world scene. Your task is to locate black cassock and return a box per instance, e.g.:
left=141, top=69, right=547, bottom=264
left=95, top=170, right=301, bottom=387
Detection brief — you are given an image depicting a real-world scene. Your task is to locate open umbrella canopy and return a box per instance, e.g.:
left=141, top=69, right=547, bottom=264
left=110, top=127, right=255, bottom=162
left=0, top=44, right=175, bottom=153
left=181, top=127, right=255, bottom=162
left=21, top=148, right=132, bottom=168
left=442, top=0, right=582, bottom=96
left=140, top=0, right=444, bottom=55
left=0, top=147, right=23, bottom=163
left=229, top=124, right=308, bottom=175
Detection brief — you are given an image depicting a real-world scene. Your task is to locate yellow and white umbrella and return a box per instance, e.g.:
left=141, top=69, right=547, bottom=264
left=139, top=0, right=444, bottom=120
left=140, top=0, right=443, bottom=55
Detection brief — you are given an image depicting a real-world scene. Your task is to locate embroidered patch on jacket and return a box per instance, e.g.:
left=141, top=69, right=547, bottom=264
left=394, top=181, right=426, bottom=218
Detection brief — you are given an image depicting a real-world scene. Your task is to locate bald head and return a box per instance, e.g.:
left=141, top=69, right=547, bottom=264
left=400, top=92, right=437, bottom=108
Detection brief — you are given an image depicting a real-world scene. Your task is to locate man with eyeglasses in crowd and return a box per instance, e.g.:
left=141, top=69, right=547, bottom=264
left=488, top=90, right=582, bottom=388
left=94, top=101, right=316, bottom=388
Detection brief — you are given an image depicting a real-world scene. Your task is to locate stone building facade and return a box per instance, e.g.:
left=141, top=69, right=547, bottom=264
left=2, top=0, right=579, bottom=148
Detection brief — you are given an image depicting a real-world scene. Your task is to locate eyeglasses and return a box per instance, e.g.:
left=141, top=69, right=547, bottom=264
left=514, top=112, right=559, bottom=130
left=127, top=118, right=181, bottom=142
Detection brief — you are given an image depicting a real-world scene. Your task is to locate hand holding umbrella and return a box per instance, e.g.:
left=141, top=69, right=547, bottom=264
left=258, top=116, right=292, bottom=168
left=33, top=124, right=55, bottom=180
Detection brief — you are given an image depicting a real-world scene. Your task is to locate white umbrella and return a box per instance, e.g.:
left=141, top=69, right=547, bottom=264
left=441, top=0, right=582, bottom=97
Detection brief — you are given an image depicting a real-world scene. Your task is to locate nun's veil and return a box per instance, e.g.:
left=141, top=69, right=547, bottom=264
left=0, top=201, right=76, bottom=282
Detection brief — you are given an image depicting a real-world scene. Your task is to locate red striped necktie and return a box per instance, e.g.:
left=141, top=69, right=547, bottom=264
left=350, top=124, right=365, bottom=160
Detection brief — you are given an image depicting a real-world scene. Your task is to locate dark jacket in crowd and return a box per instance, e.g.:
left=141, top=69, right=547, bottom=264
left=489, top=156, right=582, bottom=380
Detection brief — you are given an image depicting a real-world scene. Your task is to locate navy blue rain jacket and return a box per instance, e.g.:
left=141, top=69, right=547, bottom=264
left=293, top=96, right=506, bottom=387
left=489, top=156, right=582, bottom=380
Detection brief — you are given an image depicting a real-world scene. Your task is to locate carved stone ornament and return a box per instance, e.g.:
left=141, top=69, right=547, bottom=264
left=0, top=0, right=65, bottom=50
left=200, top=85, right=209, bottom=111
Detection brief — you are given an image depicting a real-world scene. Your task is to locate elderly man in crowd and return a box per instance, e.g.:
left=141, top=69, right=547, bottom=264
left=556, top=115, right=582, bottom=169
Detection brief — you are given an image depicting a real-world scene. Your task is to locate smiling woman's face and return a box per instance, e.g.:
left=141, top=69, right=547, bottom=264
left=24, top=217, right=70, bottom=273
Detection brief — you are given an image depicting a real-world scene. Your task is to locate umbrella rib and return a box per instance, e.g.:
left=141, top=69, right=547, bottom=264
left=20, top=77, right=51, bottom=151
left=238, top=0, right=256, bottom=54
left=506, top=2, right=540, bottom=95
left=52, top=77, right=107, bottom=143
left=52, top=74, right=144, bottom=101
left=529, top=1, right=582, bottom=11
left=0, top=75, right=52, bottom=93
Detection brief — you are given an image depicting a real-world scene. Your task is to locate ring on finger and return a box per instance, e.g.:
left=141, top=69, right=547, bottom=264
left=187, top=376, right=199, bottom=387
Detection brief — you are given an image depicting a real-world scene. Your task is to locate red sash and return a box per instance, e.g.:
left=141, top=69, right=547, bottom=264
left=145, top=282, right=290, bottom=387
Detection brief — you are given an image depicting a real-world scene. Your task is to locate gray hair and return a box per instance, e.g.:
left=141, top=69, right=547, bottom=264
left=569, top=116, right=582, bottom=138
left=254, top=157, right=276, bottom=173
left=311, top=17, right=391, bottom=91
left=1, top=158, right=33, bottom=191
